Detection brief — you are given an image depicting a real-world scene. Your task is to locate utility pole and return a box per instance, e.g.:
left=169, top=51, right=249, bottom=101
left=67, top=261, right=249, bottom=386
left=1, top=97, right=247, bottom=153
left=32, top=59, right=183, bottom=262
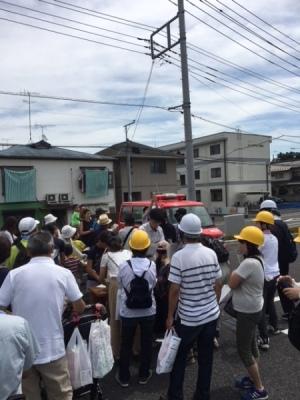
left=150, top=0, right=195, bottom=199
left=178, top=0, right=195, bottom=200
left=124, top=120, right=135, bottom=201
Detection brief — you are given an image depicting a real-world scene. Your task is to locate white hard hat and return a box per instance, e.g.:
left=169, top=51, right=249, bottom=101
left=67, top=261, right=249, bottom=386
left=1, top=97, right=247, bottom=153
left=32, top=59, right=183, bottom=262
left=18, top=217, right=40, bottom=235
left=178, top=213, right=202, bottom=236
left=260, top=199, right=277, bottom=210
left=61, top=225, right=77, bottom=239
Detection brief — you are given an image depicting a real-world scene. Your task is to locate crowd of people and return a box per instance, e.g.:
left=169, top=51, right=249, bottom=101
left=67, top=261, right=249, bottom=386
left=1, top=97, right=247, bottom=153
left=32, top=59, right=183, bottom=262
left=0, top=199, right=299, bottom=400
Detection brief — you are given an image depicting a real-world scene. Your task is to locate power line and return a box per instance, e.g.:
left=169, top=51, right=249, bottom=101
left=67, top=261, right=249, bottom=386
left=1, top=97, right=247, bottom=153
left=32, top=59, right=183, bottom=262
left=186, top=43, right=300, bottom=95
left=0, top=7, right=147, bottom=49
left=171, top=0, right=300, bottom=77
left=190, top=72, right=300, bottom=114
left=231, top=0, right=300, bottom=47
left=164, top=55, right=300, bottom=114
left=201, top=0, right=300, bottom=61
left=0, top=16, right=149, bottom=55
left=186, top=56, right=300, bottom=108
left=39, top=0, right=155, bottom=32
left=131, top=60, right=155, bottom=140
left=0, top=0, right=145, bottom=41
left=186, top=0, right=300, bottom=74
left=213, top=0, right=300, bottom=55
left=0, top=90, right=168, bottom=110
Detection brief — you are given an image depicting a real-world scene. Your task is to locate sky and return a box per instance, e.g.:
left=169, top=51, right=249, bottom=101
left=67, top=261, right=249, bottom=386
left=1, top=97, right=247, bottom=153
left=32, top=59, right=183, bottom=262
left=0, top=0, right=300, bottom=158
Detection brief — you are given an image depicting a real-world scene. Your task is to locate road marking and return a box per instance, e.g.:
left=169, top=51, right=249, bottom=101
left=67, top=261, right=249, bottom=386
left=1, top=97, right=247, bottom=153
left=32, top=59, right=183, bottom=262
left=274, top=296, right=280, bottom=302
left=281, top=329, right=288, bottom=335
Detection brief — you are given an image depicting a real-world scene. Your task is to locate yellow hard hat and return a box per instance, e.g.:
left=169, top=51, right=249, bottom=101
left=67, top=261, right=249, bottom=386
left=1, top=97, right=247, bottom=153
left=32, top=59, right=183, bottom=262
left=253, top=210, right=274, bottom=225
left=234, top=226, right=264, bottom=246
left=129, top=230, right=151, bottom=251
left=294, top=228, right=300, bottom=243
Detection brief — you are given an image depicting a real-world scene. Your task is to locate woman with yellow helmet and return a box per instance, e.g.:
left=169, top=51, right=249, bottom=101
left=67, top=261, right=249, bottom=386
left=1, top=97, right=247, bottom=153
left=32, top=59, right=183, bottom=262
left=228, top=226, right=268, bottom=400
left=253, top=211, right=281, bottom=351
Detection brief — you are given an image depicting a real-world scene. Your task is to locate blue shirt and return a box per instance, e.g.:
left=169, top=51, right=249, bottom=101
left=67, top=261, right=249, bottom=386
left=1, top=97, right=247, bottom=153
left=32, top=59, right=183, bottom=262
left=0, top=312, right=40, bottom=399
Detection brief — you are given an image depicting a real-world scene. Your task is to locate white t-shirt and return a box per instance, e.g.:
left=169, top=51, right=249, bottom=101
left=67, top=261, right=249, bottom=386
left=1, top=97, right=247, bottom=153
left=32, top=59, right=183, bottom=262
left=101, top=250, right=132, bottom=279
left=140, top=223, right=165, bottom=257
left=259, top=231, right=280, bottom=281
left=232, top=257, right=264, bottom=313
left=118, top=257, right=157, bottom=318
left=0, top=257, right=82, bottom=364
left=169, top=243, right=222, bottom=327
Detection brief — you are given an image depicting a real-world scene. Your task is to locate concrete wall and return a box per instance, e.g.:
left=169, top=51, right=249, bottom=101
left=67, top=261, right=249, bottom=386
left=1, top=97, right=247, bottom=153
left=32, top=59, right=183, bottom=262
left=163, top=132, right=271, bottom=209
left=115, top=157, right=178, bottom=205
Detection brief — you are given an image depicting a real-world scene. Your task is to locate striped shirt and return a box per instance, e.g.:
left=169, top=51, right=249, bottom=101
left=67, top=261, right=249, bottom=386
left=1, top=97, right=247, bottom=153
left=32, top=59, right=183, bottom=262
left=169, top=243, right=222, bottom=327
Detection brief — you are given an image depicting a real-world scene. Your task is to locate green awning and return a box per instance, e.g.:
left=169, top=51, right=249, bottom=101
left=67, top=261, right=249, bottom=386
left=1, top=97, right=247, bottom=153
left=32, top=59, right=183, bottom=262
left=4, top=168, right=36, bottom=203
left=85, top=169, right=108, bottom=198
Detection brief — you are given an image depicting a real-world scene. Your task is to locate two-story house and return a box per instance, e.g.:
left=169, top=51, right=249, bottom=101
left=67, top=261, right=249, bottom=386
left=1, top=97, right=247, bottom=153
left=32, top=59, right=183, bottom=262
left=271, top=161, right=300, bottom=201
left=97, top=140, right=180, bottom=210
left=0, top=140, right=115, bottom=226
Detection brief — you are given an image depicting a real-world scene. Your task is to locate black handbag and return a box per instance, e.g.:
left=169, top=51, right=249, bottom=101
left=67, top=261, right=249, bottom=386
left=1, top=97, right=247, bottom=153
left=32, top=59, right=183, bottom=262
left=224, top=295, right=237, bottom=318
left=288, top=302, right=300, bottom=351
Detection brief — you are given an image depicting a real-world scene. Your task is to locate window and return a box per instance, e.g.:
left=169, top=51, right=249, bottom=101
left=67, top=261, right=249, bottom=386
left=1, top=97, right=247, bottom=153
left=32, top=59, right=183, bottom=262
left=196, top=190, right=201, bottom=202
left=150, top=159, right=166, bottom=174
left=193, top=147, right=199, bottom=158
left=211, top=167, right=221, bottom=178
left=2, top=167, right=36, bottom=203
left=210, top=189, right=223, bottom=202
left=194, top=170, right=200, bottom=180
left=210, top=143, right=221, bottom=155
left=180, top=174, right=186, bottom=186
left=79, top=167, right=108, bottom=198
left=123, top=192, right=142, bottom=201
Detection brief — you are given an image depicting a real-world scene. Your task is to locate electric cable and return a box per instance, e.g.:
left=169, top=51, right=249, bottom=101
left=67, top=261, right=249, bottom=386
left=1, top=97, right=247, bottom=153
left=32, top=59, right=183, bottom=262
left=186, top=0, right=300, bottom=73
left=200, top=0, right=300, bottom=61
left=131, top=60, right=155, bottom=141
left=0, top=16, right=149, bottom=55
left=0, top=0, right=145, bottom=41
left=231, top=0, right=300, bottom=47
left=0, top=7, right=147, bottom=49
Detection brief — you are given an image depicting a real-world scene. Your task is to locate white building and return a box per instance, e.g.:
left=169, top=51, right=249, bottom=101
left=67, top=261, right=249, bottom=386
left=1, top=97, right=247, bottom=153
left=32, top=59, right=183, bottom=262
left=160, top=131, right=272, bottom=214
left=0, top=140, right=115, bottom=226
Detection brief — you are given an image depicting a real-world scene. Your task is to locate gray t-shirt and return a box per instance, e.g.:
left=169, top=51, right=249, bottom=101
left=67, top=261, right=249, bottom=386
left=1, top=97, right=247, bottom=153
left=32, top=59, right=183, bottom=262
left=232, top=257, right=264, bottom=313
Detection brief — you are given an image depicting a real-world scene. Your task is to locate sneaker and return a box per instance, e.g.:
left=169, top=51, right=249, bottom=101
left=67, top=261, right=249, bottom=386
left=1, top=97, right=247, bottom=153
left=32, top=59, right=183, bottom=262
left=235, top=376, right=254, bottom=390
left=241, top=388, right=268, bottom=399
left=268, top=326, right=281, bottom=335
left=257, top=336, right=270, bottom=351
left=115, top=374, right=129, bottom=388
left=138, top=369, right=153, bottom=385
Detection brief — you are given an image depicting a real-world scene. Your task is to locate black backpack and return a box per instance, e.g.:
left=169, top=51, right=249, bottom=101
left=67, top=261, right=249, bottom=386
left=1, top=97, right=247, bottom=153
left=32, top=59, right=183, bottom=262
left=272, top=220, right=298, bottom=263
left=201, top=236, right=229, bottom=264
left=13, top=240, right=31, bottom=269
left=124, top=260, right=153, bottom=309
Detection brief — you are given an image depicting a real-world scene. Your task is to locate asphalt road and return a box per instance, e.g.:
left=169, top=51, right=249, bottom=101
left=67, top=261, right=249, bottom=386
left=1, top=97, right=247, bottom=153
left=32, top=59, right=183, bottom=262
left=95, top=251, right=300, bottom=400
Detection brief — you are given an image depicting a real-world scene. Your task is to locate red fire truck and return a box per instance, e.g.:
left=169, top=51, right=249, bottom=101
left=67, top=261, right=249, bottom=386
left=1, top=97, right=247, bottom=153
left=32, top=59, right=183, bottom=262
left=118, top=193, right=223, bottom=239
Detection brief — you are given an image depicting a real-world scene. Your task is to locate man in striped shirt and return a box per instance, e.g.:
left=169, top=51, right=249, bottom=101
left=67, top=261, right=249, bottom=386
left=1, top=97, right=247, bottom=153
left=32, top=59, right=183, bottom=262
left=164, top=213, right=222, bottom=400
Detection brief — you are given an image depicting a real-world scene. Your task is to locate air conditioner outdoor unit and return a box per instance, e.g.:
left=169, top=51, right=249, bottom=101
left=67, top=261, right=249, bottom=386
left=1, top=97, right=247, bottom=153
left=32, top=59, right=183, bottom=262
left=59, top=193, right=70, bottom=203
left=45, top=194, right=57, bottom=204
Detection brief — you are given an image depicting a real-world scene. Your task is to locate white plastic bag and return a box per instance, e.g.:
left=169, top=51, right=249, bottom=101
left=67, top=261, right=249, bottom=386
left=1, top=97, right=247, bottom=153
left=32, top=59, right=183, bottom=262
left=89, top=319, right=114, bottom=378
left=156, top=329, right=181, bottom=374
left=66, top=327, right=93, bottom=390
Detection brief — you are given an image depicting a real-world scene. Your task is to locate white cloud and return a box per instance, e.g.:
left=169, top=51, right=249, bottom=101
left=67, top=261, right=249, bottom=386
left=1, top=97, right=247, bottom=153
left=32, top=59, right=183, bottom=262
left=0, top=0, right=299, bottom=154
